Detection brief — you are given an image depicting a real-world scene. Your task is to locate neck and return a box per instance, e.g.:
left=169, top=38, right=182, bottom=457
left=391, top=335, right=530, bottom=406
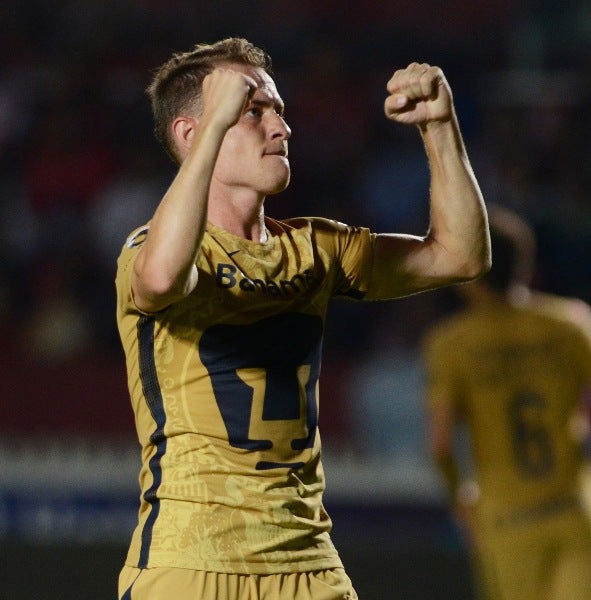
left=207, top=192, right=267, bottom=242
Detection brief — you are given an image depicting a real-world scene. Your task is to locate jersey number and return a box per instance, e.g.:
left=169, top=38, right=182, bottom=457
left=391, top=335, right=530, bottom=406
left=508, top=390, right=554, bottom=477
left=199, top=313, right=322, bottom=470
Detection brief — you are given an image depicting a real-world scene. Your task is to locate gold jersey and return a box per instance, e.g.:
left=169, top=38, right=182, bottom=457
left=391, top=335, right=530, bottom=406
left=115, top=216, right=374, bottom=574
left=424, top=299, right=591, bottom=528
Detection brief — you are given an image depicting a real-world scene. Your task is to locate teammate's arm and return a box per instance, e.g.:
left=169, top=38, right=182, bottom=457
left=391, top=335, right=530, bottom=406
left=429, top=390, right=479, bottom=540
left=429, top=392, right=461, bottom=501
left=131, top=69, right=257, bottom=313
left=368, top=63, right=491, bottom=300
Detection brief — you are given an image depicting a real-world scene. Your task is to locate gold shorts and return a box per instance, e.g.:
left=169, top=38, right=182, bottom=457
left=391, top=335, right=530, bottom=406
left=473, top=509, right=591, bottom=600
left=119, top=565, right=358, bottom=600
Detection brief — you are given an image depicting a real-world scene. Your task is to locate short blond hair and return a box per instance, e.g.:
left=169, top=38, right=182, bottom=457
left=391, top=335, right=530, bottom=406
left=146, top=37, right=273, bottom=163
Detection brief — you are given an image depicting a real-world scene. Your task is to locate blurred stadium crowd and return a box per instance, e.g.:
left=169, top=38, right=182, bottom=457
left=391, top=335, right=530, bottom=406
left=1, top=0, right=590, bottom=465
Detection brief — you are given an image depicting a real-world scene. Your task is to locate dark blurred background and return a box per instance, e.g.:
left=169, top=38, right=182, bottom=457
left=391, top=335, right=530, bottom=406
left=1, top=1, right=590, bottom=598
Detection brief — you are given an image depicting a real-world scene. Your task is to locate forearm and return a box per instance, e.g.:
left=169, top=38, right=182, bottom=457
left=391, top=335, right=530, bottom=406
left=133, top=118, right=226, bottom=310
left=434, top=451, right=461, bottom=501
left=421, top=116, right=490, bottom=280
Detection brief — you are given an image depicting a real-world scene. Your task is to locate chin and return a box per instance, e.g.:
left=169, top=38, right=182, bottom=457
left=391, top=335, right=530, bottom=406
left=263, top=172, right=291, bottom=195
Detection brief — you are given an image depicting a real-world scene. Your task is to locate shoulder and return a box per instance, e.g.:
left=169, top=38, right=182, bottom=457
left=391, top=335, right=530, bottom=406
left=520, top=295, right=591, bottom=359
left=116, top=224, right=149, bottom=272
left=124, top=225, right=150, bottom=249
left=281, top=217, right=374, bottom=255
left=282, top=216, right=366, bottom=235
left=529, top=291, right=591, bottom=332
left=278, top=217, right=374, bottom=263
left=422, top=310, right=471, bottom=354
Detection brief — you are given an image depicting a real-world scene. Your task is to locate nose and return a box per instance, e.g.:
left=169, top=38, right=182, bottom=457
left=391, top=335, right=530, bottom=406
left=269, top=113, right=291, bottom=140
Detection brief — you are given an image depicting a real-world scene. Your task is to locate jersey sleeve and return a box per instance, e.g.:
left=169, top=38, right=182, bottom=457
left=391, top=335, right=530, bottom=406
left=115, top=225, right=150, bottom=316
left=302, top=217, right=376, bottom=300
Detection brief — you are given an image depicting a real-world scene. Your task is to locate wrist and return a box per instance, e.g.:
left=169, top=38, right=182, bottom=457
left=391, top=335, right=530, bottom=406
left=419, top=114, right=455, bottom=137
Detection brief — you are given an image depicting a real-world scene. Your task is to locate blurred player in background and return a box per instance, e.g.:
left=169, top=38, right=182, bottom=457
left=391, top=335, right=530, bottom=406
left=423, top=205, right=591, bottom=600
left=115, top=37, right=490, bottom=599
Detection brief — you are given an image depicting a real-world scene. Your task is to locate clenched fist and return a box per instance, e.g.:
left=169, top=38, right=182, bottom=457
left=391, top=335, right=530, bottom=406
left=384, top=62, right=453, bottom=126
left=201, top=68, right=258, bottom=130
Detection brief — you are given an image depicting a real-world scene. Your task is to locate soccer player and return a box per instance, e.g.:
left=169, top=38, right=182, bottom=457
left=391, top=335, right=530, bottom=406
left=423, top=205, right=591, bottom=600
left=115, top=37, right=490, bottom=599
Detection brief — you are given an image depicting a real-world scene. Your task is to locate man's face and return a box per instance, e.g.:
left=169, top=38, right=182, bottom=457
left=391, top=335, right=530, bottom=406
left=212, top=64, right=291, bottom=196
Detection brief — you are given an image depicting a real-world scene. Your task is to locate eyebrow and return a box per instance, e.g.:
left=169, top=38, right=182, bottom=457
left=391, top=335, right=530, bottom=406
left=249, top=97, right=285, bottom=116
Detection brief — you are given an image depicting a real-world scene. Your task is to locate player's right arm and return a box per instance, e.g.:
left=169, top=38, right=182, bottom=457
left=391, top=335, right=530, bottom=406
left=428, top=391, right=480, bottom=543
left=428, top=391, right=461, bottom=500
left=423, top=328, right=481, bottom=539
left=131, top=69, right=257, bottom=313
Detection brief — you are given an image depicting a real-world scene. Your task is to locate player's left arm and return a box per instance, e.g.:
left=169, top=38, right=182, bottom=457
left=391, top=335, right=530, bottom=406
left=367, top=63, right=491, bottom=300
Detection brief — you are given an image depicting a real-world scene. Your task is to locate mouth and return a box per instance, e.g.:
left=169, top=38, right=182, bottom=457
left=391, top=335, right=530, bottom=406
left=265, top=148, right=288, bottom=158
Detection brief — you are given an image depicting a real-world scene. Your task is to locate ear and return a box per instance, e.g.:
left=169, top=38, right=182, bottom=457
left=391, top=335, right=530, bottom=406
left=171, top=116, right=198, bottom=160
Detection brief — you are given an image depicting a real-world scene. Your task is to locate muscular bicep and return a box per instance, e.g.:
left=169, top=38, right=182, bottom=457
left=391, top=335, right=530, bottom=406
left=366, top=232, right=472, bottom=299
